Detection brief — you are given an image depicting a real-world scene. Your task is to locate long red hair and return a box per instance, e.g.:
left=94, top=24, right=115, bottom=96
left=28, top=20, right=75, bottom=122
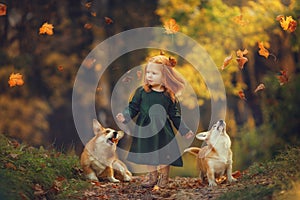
left=143, top=55, right=185, bottom=102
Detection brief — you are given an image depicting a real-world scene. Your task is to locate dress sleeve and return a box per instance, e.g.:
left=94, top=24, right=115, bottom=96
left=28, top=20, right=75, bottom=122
left=168, top=99, right=190, bottom=136
left=122, top=87, right=143, bottom=123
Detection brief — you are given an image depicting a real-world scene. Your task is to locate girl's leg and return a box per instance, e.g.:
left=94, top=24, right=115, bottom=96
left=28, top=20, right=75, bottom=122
left=157, top=165, right=170, bottom=188
left=141, top=165, right=158, bottom=188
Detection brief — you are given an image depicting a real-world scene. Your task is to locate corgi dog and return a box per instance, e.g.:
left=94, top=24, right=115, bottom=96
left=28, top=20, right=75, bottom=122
left=184, top=120, right=236, bottom=186
left=80, top=119, right=132, bottom=183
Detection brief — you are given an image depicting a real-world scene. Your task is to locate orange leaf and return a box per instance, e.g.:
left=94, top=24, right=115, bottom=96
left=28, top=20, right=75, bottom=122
left=238, top=90, right=247, bottom=100
left=236, top=57, right=248, bottom=70
left=104, top=17, right=113, bottom=25
left=258, top=42, right=269, bottom=59
left=277, top=70, right=289, bottom=85
left=8, top=73, right=24, bottom=87
left=164, top=18, right=180, bottom=34
left=232, top=170, right=242, bottom=179
left=0, top=3, right=7, bottom=16
left=84, top=23, right=93, bottom=29
left=39, top=22, right=54, bottom=35
left=57, top=65, right=64, bottom=71
left=236, top=49, right=248, bottom=58
left=277, top=15, right=297, bottom=32
left=254, top=83, right=265, bottom=93
left=85, top=2, right=92, bottom=9
left=220, top=53, right=233, bottom=70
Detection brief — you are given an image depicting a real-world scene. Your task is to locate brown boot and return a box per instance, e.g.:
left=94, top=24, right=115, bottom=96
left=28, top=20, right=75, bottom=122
left=141, top=170, right=158, bottom=188
left=157, top=166, right=170, bottom=188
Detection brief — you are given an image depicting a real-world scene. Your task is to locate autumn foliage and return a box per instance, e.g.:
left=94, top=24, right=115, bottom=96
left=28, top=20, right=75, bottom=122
left=8, top=73, right=24, bottom=87
left=39, top=22, right=54, bottom=35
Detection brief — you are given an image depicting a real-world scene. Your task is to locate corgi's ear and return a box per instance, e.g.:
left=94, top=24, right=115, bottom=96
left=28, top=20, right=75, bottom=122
left=93, top=119, right=105, bottom=135
left=196, top=131, right=209, bottom=141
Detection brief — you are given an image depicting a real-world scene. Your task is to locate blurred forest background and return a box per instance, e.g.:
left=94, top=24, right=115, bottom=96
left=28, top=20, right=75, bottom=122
left=0, top=0, right=299, bottom=172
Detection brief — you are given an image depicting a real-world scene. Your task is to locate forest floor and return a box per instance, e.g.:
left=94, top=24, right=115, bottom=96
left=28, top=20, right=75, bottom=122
left=0, top=133, right=299, bottom=200
left=76, top=170, right=271, bottom=200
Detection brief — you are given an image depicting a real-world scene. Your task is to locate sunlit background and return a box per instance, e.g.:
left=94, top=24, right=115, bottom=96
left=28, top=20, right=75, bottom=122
left=0, top=0, right=299, bottom=176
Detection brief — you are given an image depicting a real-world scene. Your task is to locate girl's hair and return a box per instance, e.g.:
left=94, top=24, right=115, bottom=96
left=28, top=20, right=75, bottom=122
left=143, top=55, right=185, bottom=102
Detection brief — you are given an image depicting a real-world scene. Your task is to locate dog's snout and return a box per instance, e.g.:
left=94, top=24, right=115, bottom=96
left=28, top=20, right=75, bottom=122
left=113, top=131, right=118, bottom=138
left=219, top=120, right=224, bottom=124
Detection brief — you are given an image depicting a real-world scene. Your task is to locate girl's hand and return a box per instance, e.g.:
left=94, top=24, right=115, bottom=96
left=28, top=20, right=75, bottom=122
left=116, top=113, right=125, bottom=123
left=185, top=131, right=194, bottom=139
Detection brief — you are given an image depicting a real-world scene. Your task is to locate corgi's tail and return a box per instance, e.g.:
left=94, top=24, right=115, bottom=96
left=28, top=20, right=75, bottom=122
left=184, top=147, right=201, bottom=157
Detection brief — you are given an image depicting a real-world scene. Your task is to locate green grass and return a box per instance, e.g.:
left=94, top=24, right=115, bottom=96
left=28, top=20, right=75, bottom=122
left=217, top=146, right=300, bottom=200
left=0, top=134, right=90, bottom=200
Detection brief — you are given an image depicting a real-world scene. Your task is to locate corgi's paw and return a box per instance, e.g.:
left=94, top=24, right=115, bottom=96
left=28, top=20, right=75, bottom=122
left=108, top=176, right=120, bottom=183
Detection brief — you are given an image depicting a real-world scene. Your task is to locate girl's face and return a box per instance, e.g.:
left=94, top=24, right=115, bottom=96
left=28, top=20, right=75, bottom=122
left=146, top=62, right=163, bottom=88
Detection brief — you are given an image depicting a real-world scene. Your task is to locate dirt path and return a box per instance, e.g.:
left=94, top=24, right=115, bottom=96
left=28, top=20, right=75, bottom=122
left=80, top=175, right=248, bottom=200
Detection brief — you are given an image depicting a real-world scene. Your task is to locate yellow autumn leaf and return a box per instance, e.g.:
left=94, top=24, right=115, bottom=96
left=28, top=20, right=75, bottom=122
left=258, top=42, right=270, bottom=59
left=39, top=22, right=54, bottom=35
left=277, top=15, right=297, bottom=32
left=164, top=18, right=180, bottom=34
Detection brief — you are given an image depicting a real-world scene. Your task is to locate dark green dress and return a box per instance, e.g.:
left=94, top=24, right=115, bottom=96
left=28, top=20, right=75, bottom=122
left=122, top=86, right=190, bottom=166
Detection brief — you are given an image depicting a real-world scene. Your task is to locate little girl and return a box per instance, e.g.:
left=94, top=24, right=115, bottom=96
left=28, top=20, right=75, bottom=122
left=116, top=54, right=194, bottom=188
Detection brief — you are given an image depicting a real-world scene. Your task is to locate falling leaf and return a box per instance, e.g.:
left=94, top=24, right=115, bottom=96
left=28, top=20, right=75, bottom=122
left=220, top=53, right=233, bottom=70
left=0, top=3, right=7, bottom=16
left=232, top=14, right=249, bottom=26
left=236, top=49, right=248, bottom=58
left=57, top=65, right=64, bottom=71
left=104, top=17, right=113, bottom=25
left=238, top=90, right=247, bottom=100
left=164, top=18, right=180, bottom=34
left=84, top=23, right=93, bottom=29
left=277, top=70, right=289, bottom=85
left=8, top=73, right=24, bottom=87
left=236, top=49, right=248, bottom=69
left=258, top=42, right=270, bottom=59
left=82, top=58, right=96, bottom=69
left=84, top=2, right=92, bottom=9
left=277, top=15, right=297, bottom=32
left=39, top=22, right=54, bottom=35
left=254, top=83, right=265, bottom=93
left=91, top=12, right=97, bottom=17
left=236, top=57, right=248, bottom=70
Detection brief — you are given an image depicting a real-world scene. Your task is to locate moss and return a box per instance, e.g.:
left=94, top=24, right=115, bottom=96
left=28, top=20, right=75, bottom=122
left=0, top=134, right=88, bottom=199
